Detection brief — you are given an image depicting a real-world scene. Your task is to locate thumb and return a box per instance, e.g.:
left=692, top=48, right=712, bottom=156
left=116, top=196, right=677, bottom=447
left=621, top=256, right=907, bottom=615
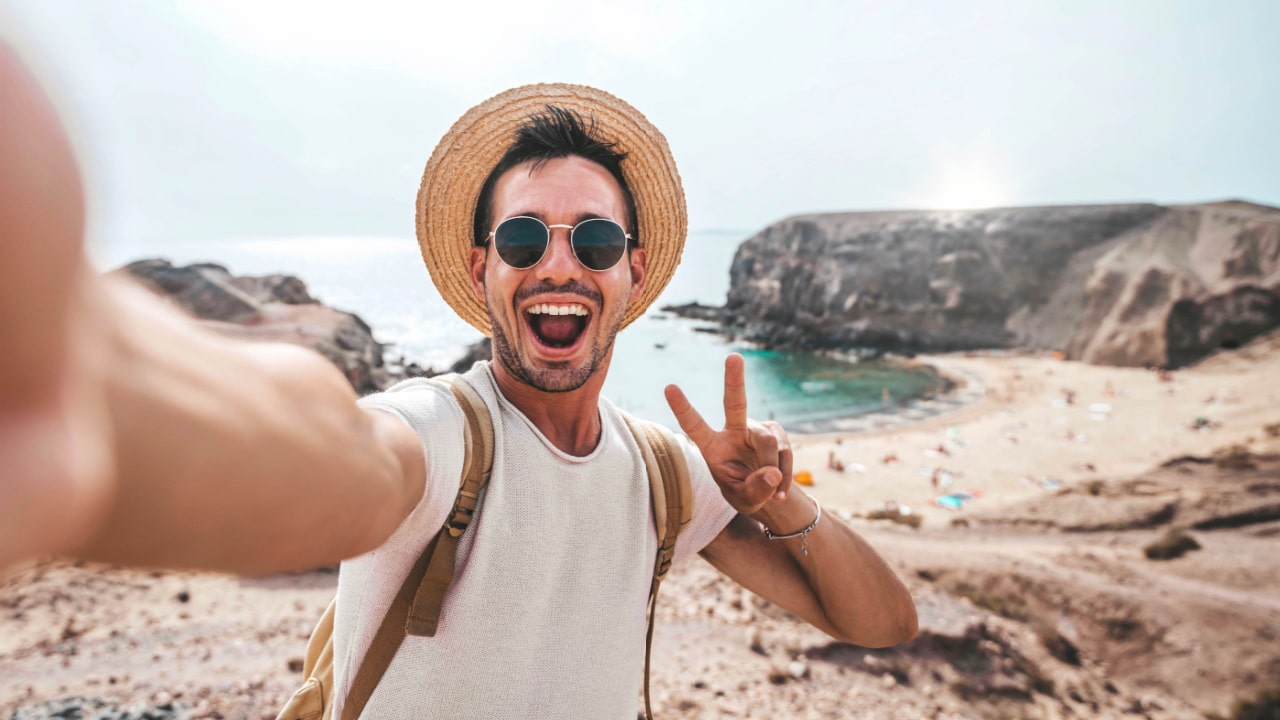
left=743, top=465, right=782, bottom=505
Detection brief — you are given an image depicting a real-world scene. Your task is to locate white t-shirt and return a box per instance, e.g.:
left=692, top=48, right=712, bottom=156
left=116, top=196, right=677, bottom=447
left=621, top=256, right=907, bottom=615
left=332, top=362, right=737, bottom=719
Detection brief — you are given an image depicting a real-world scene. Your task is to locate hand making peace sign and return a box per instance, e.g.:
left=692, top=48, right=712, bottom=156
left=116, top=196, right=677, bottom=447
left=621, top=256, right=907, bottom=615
left=664, top=353, right=793, bottom=518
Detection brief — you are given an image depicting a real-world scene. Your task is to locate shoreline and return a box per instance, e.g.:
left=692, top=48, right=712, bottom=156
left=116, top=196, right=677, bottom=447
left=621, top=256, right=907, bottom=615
left=784, top=353, right=986, bottom=435
left=786, top=337, right=1280, bottom=527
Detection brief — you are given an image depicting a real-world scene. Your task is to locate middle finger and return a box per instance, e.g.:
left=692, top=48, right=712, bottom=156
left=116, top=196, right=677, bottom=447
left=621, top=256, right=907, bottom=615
left=767, top=421, right=793, bottom=500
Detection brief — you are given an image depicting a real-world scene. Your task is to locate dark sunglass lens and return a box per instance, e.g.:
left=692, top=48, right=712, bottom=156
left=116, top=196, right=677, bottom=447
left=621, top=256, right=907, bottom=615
left=572, top=219, right=628, bottom=271
left=493, top=217, right=548, bottom=269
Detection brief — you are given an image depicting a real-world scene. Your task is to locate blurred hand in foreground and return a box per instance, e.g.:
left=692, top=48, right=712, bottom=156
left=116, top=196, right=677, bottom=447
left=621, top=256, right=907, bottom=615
left=0, top=43, right=116, bottom=571
left=0, top=43, right=424, bottom=576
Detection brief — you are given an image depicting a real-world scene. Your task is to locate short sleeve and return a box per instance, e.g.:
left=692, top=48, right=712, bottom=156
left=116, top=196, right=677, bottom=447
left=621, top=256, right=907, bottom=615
left=671, top=432, right=737, bottom=564
left=336, top=379, right=470, bottom=699
left=357, top=378, right=469, bottom=543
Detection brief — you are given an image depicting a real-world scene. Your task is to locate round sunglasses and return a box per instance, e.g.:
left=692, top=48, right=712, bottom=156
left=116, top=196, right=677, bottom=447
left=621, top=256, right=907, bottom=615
left=487, top=216, right=632, bottom=272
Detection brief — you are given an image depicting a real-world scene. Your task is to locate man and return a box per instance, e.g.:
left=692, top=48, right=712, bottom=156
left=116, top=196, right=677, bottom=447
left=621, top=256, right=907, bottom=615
left=332, top=85, right=917, bottom=717
left=1, top=49, right=916, bottom=717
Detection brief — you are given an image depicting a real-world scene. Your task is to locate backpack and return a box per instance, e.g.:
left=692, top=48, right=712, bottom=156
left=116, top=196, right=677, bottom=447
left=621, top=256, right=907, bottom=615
left=277, top=373, right=692, bottom=720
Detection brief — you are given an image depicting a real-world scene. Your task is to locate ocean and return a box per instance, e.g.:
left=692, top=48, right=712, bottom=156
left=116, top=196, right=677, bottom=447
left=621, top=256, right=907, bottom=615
left=94, top=231, right=937, bottom=427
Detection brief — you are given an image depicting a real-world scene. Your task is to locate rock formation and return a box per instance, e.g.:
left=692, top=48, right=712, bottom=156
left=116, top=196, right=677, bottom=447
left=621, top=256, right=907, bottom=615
left=699, top=200, right=1280, bottom=368
left=119, top=260, right=393, bottom=393
left=447, top=338, right=493, bottom=374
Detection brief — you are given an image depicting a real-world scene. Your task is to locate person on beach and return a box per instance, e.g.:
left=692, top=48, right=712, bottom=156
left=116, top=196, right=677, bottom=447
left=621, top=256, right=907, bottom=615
left=1, top=44, right=917, bottom=718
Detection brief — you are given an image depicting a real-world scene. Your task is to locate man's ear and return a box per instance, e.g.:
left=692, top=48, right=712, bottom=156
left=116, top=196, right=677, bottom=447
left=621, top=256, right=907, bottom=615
left=468, top=246, right=487, bottom=301
left=627, top=247, right=647, bottom=303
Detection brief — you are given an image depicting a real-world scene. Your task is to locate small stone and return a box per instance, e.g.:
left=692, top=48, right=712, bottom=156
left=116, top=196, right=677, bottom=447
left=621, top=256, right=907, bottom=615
left=288, top=657, right=306, bottom=673
left=176, top=590, right=191, bottom=603
left=881, top=673, right=898, bottom=689
left=788, top=660, right=809, bottom=679
left=745, top=627, right=765, bottom=654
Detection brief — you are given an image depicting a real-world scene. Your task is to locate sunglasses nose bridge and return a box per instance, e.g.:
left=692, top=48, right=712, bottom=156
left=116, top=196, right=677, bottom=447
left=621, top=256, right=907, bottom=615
left=534, top=224, right=581, bottom=277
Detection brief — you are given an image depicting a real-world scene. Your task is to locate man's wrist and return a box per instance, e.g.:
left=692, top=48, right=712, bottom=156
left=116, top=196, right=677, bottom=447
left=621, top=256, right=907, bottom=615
left=753, top=489, right=818, bottom=535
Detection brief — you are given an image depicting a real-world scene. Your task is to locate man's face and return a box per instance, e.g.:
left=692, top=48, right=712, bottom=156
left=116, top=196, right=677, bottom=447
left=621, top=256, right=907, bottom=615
left=469, top=155, right=647, bottom=393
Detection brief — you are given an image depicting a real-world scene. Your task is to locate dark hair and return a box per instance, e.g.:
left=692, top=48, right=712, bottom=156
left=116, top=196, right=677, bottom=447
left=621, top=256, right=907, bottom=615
left=472, top=106, right=639, bottom=248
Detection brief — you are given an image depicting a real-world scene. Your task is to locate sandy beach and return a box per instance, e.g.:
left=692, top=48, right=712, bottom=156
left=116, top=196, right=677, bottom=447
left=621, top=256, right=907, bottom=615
left=4, top=334, right=1279, bottom=720
left=796, top=342, right=1280, bottom=529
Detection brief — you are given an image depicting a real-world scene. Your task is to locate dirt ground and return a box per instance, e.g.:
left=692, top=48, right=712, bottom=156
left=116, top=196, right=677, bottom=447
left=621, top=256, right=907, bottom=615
left=4, top=334, right=1280, bottom=720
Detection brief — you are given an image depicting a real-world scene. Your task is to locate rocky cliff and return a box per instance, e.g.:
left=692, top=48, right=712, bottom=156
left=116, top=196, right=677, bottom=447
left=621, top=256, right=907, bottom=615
left=709, top=200, right=1280, bottom=368
left=119, top=259, right=403, bottom=393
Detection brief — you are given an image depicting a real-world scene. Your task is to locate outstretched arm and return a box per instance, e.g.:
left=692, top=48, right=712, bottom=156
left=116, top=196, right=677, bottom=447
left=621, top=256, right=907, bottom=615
left=0, top=43, right=424, bottom=575
left=73, top=279, right=426, bottom=574
left=666, top=354, right=917, bottom=647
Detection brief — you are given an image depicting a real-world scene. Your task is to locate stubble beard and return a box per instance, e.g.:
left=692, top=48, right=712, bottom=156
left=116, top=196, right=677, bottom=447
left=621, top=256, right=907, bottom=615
left=487, top=295, right=626, bottom=394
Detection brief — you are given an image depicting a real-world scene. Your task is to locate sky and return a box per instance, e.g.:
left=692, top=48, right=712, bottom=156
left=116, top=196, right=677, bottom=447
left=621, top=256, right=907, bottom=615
left=4, top=0, right=1278, bottom=248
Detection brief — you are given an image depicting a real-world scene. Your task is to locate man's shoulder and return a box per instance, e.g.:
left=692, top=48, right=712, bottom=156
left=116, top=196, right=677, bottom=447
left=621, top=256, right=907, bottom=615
left=357, top=364, right=493, bottom=434
left=362, top=361, right=492, bottom=403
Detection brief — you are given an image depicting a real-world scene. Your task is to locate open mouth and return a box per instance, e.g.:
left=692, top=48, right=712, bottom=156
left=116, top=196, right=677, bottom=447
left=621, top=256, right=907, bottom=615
left=525, top=302, right=591, bottom=349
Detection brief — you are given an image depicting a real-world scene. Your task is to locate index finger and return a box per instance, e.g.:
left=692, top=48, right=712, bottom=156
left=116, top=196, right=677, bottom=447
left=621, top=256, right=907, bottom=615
left=664, top=384, right=716, bottom=447
left=723, top=353, right=748, bottom=429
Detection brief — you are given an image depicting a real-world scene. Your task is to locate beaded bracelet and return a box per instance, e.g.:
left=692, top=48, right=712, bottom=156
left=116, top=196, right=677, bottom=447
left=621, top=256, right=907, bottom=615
left=762, top=493, right=822, bottom=556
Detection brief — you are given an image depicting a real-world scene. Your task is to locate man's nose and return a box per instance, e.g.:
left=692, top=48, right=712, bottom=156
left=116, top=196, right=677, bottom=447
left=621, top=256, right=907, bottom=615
left=534, top=228, right=580, bottom=284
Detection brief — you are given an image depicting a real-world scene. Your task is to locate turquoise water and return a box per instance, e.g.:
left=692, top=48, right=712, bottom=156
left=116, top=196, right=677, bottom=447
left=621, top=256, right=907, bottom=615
left=739, top=350, right=940, bottom=424
left=93, top=231, right=938, bottom=428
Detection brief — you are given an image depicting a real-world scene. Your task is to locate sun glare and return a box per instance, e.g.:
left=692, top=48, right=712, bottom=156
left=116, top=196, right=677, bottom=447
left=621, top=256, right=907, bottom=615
left=918, top=146, right=1015, bottom=210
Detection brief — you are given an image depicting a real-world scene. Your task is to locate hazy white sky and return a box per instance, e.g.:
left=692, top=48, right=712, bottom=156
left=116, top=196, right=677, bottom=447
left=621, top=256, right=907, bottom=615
left=5, top=0, right=1278, bottom=246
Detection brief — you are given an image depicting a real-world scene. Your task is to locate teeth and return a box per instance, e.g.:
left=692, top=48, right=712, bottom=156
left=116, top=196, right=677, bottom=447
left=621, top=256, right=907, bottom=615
left=528, top=303, right=588, bottom=317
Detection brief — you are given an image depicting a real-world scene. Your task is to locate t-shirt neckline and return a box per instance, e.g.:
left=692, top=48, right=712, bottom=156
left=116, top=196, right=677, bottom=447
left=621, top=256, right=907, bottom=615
left=479, top=363, right=609, bottom=464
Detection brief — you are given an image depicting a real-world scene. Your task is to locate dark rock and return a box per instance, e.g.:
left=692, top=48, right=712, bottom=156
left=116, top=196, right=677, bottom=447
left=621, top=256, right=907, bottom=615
left=714, top=200, right=1280, bottom=368
left=123, top=260, right=260, bottom=324
left=1144, top=529, right=1201, bottom=561
left=1213, top=688, right=1280, bottom=720
left=401, top=362, right=432, bottom=379
left=225, top=273, right=316, bottom=305
left=448, top=338, right=492, bottom=374
left=118, top=259, right=393, bottom=393
left=660, top=302, right=728, bottom=322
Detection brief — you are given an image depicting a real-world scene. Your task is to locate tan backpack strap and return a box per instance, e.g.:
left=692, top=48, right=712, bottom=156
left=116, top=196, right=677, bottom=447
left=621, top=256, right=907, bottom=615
left=622, top=414, right=692, bottom=720
left=406, top=376, right=494, bottom=636
left=340, top=374, right=494, bottom=720
left=275, top=599, right=338, bottom=720
left=341, top=530, right=446, bottom=720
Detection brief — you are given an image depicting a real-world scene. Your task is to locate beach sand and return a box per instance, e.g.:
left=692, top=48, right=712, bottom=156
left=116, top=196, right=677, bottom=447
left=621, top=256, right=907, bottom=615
left=796, top=344, right=1280, bottom=528
left=3, top=336, right=1279, bottom=719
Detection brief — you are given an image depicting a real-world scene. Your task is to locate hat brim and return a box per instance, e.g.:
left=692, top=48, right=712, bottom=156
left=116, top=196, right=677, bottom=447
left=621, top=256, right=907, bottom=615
left=416, top=83, right=687, bottom=336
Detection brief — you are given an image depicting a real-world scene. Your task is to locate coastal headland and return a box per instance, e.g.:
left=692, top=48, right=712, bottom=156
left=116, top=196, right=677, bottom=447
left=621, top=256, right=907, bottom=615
left=4, top=213, right=1280, bottom=719
left=669, top=199, right=1280, bottom=369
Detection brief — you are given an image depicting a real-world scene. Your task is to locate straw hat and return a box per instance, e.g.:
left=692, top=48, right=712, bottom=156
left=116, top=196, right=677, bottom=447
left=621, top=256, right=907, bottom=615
left=415, top=83, right=687, bottom=336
